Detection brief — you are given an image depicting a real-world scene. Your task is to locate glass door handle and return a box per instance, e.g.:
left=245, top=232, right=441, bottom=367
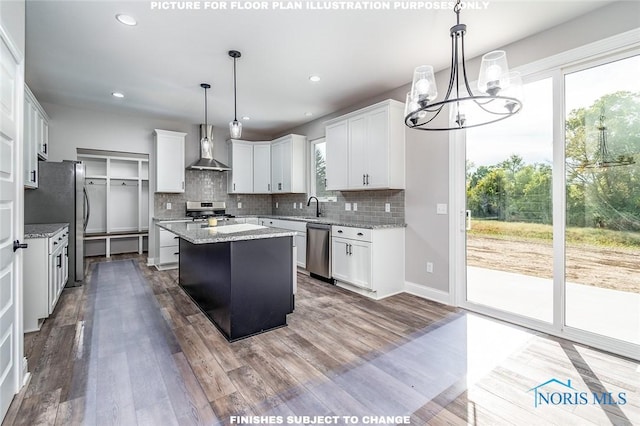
left=465, top=210, right=472, bottom=231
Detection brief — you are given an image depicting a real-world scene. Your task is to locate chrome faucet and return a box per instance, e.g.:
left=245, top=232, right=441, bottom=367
left=307, top=196, right=320, bottom=217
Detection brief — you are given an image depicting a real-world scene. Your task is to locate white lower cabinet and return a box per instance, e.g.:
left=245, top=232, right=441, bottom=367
left=157, top=225, right=180, bottom=269
left=24, top=226, right=69, bottom=332
left=331, top=225, right=404, bottom=300
left=258, top=218, right=306, bottom=268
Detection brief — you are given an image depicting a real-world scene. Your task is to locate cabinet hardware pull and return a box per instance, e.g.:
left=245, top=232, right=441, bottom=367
left=345, top=243, right=349, bottom=255
left=57, top=254, right=62, bottom=268
left=181, top=181, right=185, bottom=189
left=268, top=183, right=270, bottom=191
left=31, top=170, right=36, bottom=182
left=357, top=232, right=363, bottom=236
left=362, top=174, right=365, bottom=185
left=233, top=183, right=236, bottom=191
left=173, top=252, right=179, bottom=255
left=348, top=244, right=352, bottom=255
left=366, top=174, right=369, bottom=185
left=337, top=230, right=343, bottom=233
left=43, top=143, right=47, bottom=154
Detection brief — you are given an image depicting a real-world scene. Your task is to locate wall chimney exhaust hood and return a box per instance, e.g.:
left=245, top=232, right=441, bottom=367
left=188, top=124, right=231, bottom=171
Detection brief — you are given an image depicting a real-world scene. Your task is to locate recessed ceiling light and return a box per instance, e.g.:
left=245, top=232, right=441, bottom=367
left=242, top=116, right=250, bottom=120
left=112, top=92, right=125, bottom=98
left=116, top=14, right=137, bottom=26
left=309, top=75, right=321, bottom=83
left=304, top=112, right=313, bottom=117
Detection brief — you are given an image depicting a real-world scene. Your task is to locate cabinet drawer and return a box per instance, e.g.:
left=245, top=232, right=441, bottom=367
left=159, top=228, right=179, bottom=247
left=159, top=246, right=179, bottom=264
left=331, top=226, right=371, bottom=242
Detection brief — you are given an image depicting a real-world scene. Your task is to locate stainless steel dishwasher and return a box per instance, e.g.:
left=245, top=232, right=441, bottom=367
left=306, top=223, right=333, bottom=283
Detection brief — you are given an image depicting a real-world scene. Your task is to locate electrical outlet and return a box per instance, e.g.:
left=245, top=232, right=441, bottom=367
left=293, top=203, right=297, bottom=209
left=385, top=203, right=391, bottom=213
left=436, top=203, right=448, bottom=215
left=427, top=262, right=434, bottom=273
left=275, top=202, right=279, bottom=209
left=353, top=203, right=358, bottom=211
left=299, top=202, right=303, bottom=209
left=237, top=202, right=242, bottom=209
left=345, top=203, right=352, bottom=211
left=166, top=202, right=172, bottom=210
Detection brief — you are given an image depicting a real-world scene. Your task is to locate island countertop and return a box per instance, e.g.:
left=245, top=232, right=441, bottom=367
left=158, top=221, right=297, bottom=244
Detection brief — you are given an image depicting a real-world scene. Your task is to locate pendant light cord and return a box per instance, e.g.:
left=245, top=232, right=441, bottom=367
left=233, top=56, right=238, bottom=121
left=204, top=86, right=208, bottom=128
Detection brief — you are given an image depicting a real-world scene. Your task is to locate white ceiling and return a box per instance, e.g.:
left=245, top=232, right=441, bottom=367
left=25, top=0, right=612, bottom=137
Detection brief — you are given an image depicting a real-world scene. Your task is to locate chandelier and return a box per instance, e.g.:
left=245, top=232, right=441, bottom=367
left=581, top=106, right=635, bottom=168
left=405, top=0, right=523, bottom=131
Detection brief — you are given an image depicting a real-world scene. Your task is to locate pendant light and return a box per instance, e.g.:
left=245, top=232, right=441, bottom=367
left=405, top=0, right=523, bottom=131
left=229, top=50, right=242, bottom=139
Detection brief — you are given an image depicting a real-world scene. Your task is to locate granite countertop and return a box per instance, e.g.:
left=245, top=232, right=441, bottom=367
left=158, top=221, right=297, bottom=244
left=24, top=223, right=69, bottom=239
left=244, top=215, right=407, bottom=229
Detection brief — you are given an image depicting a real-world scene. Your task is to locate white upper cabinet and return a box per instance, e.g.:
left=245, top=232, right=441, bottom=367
left=325, top=99, right=405, bottom=191
left=227, top=140, right=254, bottom=193
left=24, top=86, right=50, bottom=188
left=227, top=140, right=271, bottom=194
left=253, top=142, right=271, bottom=193
left=154, top=129, right=186, bottom=193
left=325, top=120, right=348, bottom=191
left=271, top=134, right=306, bottom=193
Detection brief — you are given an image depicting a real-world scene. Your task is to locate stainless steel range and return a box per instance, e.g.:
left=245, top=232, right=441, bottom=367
left=185, top=201, right=235, bottom=221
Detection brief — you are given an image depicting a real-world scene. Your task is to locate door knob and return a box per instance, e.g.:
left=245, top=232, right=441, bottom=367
left=13, top=240, right=28, bottom=252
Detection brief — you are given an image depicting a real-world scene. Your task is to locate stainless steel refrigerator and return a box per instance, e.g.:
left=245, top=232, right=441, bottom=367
left=24, top=161, right=86, bottom=286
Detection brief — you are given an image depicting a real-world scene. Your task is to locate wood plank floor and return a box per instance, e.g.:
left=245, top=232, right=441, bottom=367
left=3, top=254, right=639, bottom=426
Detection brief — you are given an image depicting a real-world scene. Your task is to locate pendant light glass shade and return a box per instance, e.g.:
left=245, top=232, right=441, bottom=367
left=411, top=65, right=437, bottom=103
left=229, top=120, right=242, bottom=139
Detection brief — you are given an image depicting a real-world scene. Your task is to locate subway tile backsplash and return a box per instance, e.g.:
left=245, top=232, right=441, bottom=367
left=154, top=171, right=404, bottom=224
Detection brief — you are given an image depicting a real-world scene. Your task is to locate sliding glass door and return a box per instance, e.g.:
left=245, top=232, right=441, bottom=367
left=456, top=49, right=640, bottom=357
left=564, top=54, right=640, bottom=345
left=465, top=77, right=554, bottom=323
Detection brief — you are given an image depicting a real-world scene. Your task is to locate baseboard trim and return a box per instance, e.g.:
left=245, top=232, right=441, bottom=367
left=404, top=281, right=453, bottom=306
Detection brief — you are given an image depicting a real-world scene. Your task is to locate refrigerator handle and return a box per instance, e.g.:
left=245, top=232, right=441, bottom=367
left=83, top=186, right=90, bottom=231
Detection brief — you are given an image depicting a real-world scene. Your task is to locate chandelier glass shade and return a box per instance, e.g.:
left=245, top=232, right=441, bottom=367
left=405, top=0, right=523, bottom=131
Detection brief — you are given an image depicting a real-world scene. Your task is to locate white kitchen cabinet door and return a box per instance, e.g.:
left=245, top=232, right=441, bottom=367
left=295, top=233, right=306, bottom=268
left=347, top=240, right=372, bottom=289
left=325, top=121, right=348, bottom=191
left=365, top=107, right=390, bottom=188
left=271, top=135, right=306, bottom=193
left=347, top=115, right=367, bottom=189
left=331, top=238, right=351, bottom=283
left=154, top=129, right=186, bottom=193
left=228, top=141, right=253, bottom=193
left=253, top=143, right=271, bottom=193
left=23, top=97, right=37, bottom=188
left=271, top=140, right=284, bottom=192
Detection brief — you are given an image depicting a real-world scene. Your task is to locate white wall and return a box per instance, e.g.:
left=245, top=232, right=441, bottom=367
left=281, top=1, right=640, bottom=299
left=0, top=0, right=25, bottom=55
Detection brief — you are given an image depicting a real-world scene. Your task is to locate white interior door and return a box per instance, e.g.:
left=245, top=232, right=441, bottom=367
left=0, top=32, right=24, bottom=419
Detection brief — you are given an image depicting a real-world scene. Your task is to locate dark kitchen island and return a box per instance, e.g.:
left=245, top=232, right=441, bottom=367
left=158, top=221, right=297, bottom=341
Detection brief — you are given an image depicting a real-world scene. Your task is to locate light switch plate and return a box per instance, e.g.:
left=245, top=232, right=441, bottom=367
left=385, top=203, right=391, bottom=213
left=275, top=202, right=279, bottom=209
left=345, top=203, right=352, bottom=211
left=427, top=262, right=434, bottom=273
left=237, top=202, right=242, bottom=209
left=293, top=203, right=297, bottom=209
left=166, top=202, right=172, bottom=210
left=436, top=203, right=448, bottom=215
left=353, top=203, right=358, bottom=211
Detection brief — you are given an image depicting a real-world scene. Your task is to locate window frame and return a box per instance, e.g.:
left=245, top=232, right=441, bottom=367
left=309, top=137, right=336, bottom=202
